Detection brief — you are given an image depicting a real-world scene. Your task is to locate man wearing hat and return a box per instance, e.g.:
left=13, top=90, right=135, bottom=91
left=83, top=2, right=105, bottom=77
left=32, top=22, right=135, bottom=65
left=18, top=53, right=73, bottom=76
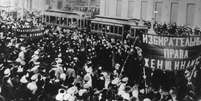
left=1, top=68, right=15, bottom=101
left=118, top=77, right=128, bottom=95
left=16, top=46, right=27, bottom=66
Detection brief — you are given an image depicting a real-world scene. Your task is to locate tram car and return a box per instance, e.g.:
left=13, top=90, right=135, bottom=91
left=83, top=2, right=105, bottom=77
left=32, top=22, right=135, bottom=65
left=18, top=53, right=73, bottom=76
left=42, top=10, right=90, bottom=30
left=42, top=10, right=148, bottom=38
left=90, top=15, right=148, bottom=38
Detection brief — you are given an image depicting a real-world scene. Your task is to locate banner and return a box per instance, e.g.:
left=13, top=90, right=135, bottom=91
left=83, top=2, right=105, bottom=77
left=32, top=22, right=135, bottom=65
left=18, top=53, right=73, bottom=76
left=15, top=27, right=45, bottom=38
left=141, top=34, right=201, bottom=71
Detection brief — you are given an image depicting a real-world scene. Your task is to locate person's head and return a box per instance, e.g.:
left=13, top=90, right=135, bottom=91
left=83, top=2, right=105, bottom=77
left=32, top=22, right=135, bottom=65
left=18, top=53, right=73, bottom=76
left=143, top=98, right=151, bottom=101
left=121, top=77, right=128, bottom=84
left=115, top=63, right=120, bottom=70
left=197, top=98, right=201, bottom=101
left=98, top=66, right=102, bottom=70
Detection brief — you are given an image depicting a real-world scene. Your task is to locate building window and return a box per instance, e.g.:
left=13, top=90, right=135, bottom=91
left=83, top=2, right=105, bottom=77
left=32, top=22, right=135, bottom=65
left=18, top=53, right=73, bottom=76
left=46, top=0, right=50, bottom=5
left=154, top=1, right=162, bottom=23
left=142, top=1, right=147, bottom=20
left=116, top=0, right=122, bottom=17
left=128, top=0, right=134, bottom=18
left=186, top=3, right=195, bottom=26
left=30, top=0, right=32, bottom=9
left=170, top=2, right=179, bottom=24
left=57, top=1, right=63, bottom=9
left=105, top=0, right=109, bottom=16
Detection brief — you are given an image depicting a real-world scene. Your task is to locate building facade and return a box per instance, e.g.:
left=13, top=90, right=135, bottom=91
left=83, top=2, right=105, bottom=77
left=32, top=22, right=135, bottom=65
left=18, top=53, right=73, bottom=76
left=19, top=0, right=48, bottom=11
left=100, top=0, right=201, bottom=27
left=17, top=0, right=100, bottom=16
left=44, top=0, right=100, bottom=11
left=0, top=0, right=19, bottom=11
left=0, top=0, right=21, bottom=18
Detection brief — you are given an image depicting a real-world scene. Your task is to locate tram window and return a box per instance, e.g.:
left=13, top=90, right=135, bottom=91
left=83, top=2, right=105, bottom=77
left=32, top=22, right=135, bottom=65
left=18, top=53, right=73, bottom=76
left=105, top=25, right=108, bottom=32
left=60, top=18, right=62, bottom=24
left=61, top=18, right=64, bottom=25
left=73, top=18, right=77, bottom=23
left=114, top=26, right=118, bottom=34
left=56, top=17, right=59, bottom=24
left=84, top=19, right=87, bottom=26
left=78, top=20, right=81, bottom=27
left=91, top=23, right=94, bottom=30
left=61, top=18, right=63, bottom=25
left=102, top=24, right=106, bottom=29
left=95, top=24, right=98, bottom=30
left=68, top=18, right=71, bottom=25
left=85, top=19, right=88, bottom=26
left=43, top=15, right=45, bottom=22
left=64, top=18, right=67, bottom=25
left=81, top=19, right=83, bottom=27
left=53, top=17, right=56, bottom=24
left=118, top=27, right=122, bottom=34
left=85, top=19, right=89, bottom=27
left=131, top=29, right=135, bottom=36
left=81, top=20, right=84, bottom=27
left=50, top=16, right=52, bottom=23
left=46, top=16, right=49, bottom=22
left=50, top=16, right=56, bottom=23
left=87, top=20, right=90, bottom=25
left=110, top=26, right=113, bottom=33
left=102, top=24, right=106, bottom=31
left=99, top=24, right=102, bottom=31
left=94, top=23, right=97, bottom=30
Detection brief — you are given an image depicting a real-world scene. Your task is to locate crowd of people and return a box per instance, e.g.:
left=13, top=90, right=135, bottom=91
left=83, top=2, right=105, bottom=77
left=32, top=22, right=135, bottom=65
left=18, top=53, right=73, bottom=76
left=144, top=21, right=201, bottom=36
left=0, top=15, right=200, bottom=101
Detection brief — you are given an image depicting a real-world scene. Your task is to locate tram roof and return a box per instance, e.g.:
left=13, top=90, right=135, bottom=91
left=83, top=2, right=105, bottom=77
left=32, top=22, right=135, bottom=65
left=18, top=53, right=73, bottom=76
left=46, top=9, right=81, bottom=15
left=91, top=15, right=148, bottom=29
left=43, top=9, right=89, bottom=18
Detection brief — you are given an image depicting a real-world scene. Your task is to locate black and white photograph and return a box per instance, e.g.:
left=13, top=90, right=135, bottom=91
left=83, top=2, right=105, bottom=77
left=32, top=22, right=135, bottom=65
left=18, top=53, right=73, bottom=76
left=0, top=0, right=201, bottom=101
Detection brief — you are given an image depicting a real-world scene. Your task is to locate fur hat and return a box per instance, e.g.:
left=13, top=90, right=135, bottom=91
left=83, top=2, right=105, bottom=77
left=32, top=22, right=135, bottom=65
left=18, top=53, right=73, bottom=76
left=60, top=73, right=66, bottom=81
left=31, top=74, right=38, bottom=81
left=111, top=77, right=120, bottom=85
left=4, top=68, right=11, bottom=76
left=78, top=89, right=87, bottom=96
left=20, top=75, right=28, bottom=84
left=121, top=77, right=128, bottom=83
left=27, top=81, right=37, bottom=92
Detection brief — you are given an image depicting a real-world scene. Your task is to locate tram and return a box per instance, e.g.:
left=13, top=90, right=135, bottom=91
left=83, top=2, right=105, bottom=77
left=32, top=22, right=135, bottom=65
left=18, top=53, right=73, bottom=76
left=90, top=15, right=148, bottom=38
left=42, top=10, right=90, bottom=30
left=42, top=10, right=148, bottom=38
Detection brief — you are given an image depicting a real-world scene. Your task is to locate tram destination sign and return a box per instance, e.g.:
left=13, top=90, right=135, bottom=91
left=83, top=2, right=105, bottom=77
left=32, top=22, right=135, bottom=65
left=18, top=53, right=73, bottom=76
left=141, top=34, right=201, bottom=71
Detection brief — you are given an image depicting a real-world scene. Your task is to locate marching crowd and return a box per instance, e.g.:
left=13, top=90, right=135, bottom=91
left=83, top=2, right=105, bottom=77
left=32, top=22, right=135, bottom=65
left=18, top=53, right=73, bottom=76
left=0, top=16, right=200, bottom=101
left=150, top=22, right=201, bottom=36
